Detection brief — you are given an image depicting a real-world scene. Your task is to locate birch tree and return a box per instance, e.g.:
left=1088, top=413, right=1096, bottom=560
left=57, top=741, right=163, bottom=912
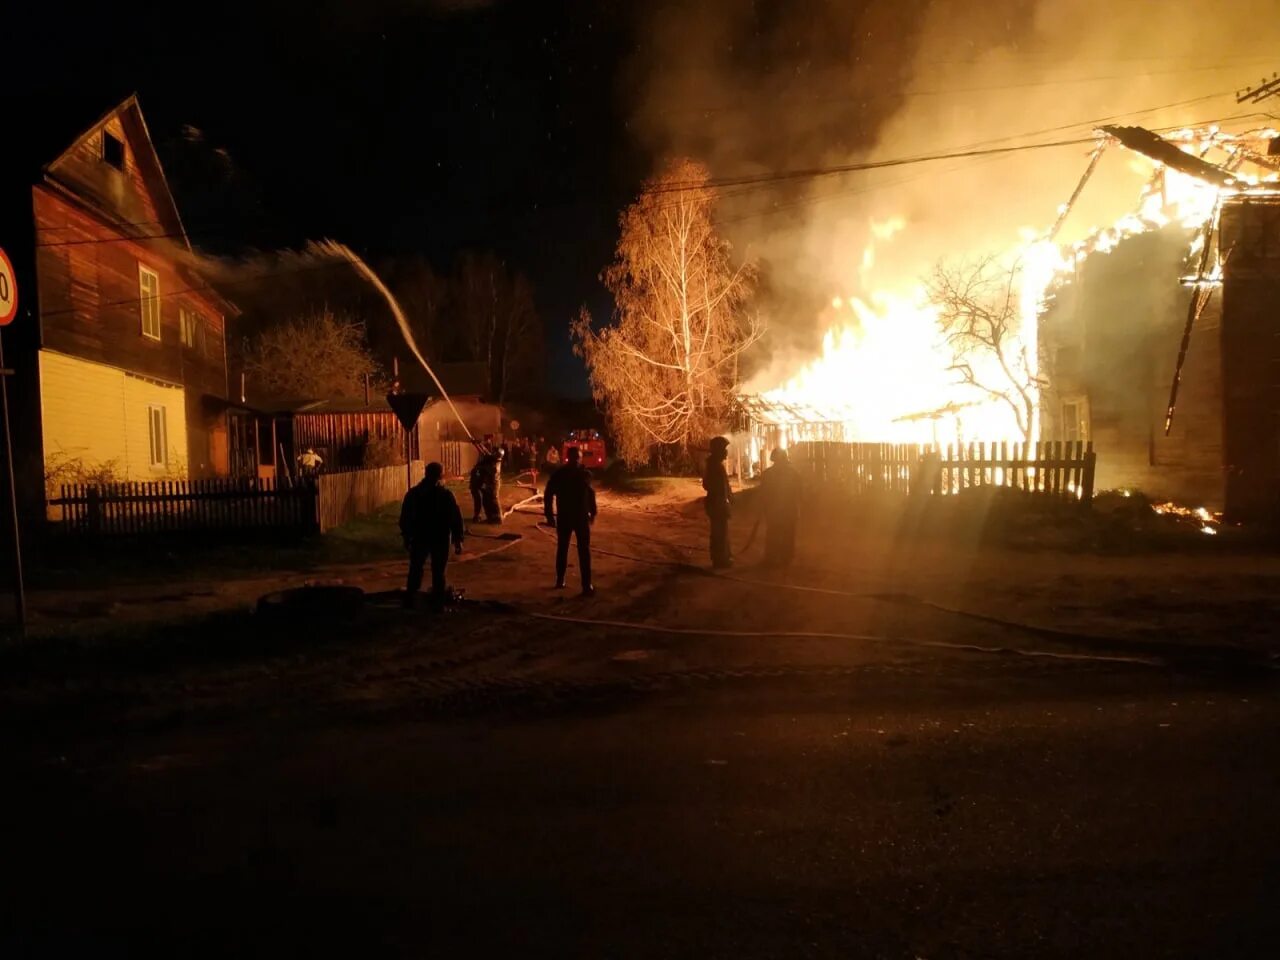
left=572, top=158, right=759, bottom=465
left=927, top=256, right=1043, bottom=446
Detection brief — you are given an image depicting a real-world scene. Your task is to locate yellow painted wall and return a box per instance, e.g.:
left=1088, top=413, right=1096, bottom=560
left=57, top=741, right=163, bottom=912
left=40, top=350, right=189, bottom=486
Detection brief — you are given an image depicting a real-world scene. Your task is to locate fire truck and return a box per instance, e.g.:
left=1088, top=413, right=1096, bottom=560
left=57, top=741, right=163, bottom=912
left=561, top=429, right=607, bottom=469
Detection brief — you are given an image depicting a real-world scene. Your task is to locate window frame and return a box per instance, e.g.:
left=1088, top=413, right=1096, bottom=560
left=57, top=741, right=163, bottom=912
left=139, top=264, right=162, bottom=341
left=147, top=404, right=168, bottom=469
left=1061, top=395, right=1091, bottom=444
left=101, top=130, right=125, bottom=171
left=179, top=307, right=196, bottom=348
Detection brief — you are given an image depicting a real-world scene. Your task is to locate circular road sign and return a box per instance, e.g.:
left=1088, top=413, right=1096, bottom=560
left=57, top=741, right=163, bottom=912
left=0, top=247, right=17, bottom=327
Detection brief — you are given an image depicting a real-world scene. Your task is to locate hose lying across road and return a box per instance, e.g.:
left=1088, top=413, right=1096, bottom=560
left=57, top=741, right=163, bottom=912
left=525, top=613, right=1162, bottom=666
left=509, top=502, right=1275, bottom=671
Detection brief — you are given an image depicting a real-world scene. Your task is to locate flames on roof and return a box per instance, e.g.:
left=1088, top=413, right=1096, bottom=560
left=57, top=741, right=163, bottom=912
left=1097, top=125, right=1237, bottom=187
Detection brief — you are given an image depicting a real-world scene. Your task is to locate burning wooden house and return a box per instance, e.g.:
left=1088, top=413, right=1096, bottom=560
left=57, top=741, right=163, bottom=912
left=1039, top=126, right=1280, bottom=520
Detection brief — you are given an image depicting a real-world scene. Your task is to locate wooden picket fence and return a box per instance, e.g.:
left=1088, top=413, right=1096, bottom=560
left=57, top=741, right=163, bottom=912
left=316, top=462, right=423, bottom=533
left=49, top=477, right=319, bottom=536
left=792, top=440, right=1096, bottom=503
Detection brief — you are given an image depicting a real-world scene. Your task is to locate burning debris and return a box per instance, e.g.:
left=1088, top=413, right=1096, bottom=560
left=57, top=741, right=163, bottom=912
left=1151, top=501, right=1222, bottom=536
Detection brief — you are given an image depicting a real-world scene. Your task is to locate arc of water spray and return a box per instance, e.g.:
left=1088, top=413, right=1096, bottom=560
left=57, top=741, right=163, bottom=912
left=313, top=239, right=479, bottom=446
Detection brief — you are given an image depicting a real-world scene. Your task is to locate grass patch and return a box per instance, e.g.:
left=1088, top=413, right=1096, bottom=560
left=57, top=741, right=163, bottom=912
left=28, top=482, right=536, bottom=592
left=30, top=502, right=407, bottom=590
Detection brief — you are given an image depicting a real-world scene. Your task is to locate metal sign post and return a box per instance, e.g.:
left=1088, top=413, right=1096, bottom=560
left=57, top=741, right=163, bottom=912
left=387, top=392, right=429, bottom=492
left=0, top=246, right=25, bottom=631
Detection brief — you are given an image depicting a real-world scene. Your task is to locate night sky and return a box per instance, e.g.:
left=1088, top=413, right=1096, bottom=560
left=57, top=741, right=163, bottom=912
left=10, top=0, right=655, bottom=396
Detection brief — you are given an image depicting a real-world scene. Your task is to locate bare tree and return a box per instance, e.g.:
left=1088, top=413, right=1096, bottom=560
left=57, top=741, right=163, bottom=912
left=246, top=308, right=382, bottom=400
left=386, top=256, right=448, bottom=365
left=926, top=256, right=1043, bottom=446
left=572, top=158, right=760, bottom=465
left=454, top=252, right=544, bottom=402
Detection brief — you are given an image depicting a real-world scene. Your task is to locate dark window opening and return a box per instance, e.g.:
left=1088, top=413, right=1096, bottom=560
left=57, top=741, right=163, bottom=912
left=102, top=131, right=125, bottom=170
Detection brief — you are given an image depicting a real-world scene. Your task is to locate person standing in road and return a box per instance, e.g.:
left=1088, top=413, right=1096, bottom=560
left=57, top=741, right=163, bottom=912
left=760, top=447, right=801, bottom=567
left=468, top=456, right=485, bottom=522
left=702, top=435, right=733, bottom=569
left=399, top=461, right=464, bottom=609
left=481, top=448, right=504, bottom=523
left=544, top=446, right=597, bottom=596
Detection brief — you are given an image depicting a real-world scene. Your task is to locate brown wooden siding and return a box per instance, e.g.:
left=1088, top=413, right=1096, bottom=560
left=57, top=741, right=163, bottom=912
left=1040, top=228, right=1226, bottom=508
left=292, top=411, right=419, bottom=468
left=34, top=185, right=228, bottom=400
left=1220, top=198, right=1280, bottom=520
left=43, top=113, right=168, bottom=239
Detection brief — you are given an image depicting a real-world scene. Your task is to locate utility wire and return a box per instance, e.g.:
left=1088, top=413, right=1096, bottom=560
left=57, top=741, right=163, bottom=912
left=33, top=97, right=1272, bottom=250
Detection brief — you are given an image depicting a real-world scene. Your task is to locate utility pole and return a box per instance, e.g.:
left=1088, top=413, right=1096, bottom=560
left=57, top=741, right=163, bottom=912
left=1237, top=72, right=1280, bottom=104
left=0, top=247, right=25, bottom=634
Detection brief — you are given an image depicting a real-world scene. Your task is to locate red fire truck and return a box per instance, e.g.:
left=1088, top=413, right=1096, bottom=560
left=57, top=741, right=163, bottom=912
left=561, top=429, right=607, bottom=469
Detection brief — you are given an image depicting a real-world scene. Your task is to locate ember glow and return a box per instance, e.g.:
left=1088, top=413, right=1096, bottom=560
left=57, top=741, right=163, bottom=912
left=1153, top=501, right=1222, bottom=535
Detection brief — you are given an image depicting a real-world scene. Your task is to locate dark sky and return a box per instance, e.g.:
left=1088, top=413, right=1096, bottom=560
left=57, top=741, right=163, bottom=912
left=11, top=0, right=654, bottom=397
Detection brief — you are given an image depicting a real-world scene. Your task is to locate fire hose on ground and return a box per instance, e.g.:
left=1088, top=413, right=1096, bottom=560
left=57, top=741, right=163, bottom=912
left=512, top=509, right=1274, bottom=671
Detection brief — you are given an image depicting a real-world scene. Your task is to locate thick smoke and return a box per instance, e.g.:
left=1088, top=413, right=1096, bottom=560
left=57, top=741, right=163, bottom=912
left=628, top=0, right=1280, bottom=381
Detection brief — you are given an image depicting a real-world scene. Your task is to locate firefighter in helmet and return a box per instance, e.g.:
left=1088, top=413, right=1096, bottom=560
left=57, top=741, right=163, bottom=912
left=702, top=436, right=733, bottom=568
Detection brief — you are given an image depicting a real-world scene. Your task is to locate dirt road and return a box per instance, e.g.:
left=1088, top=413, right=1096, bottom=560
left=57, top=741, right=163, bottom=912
left=3, top=481, right=1279, bottom=956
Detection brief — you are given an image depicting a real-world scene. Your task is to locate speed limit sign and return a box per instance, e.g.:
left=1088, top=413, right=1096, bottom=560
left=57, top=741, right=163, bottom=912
left=0, top=247, right=17, bottom=327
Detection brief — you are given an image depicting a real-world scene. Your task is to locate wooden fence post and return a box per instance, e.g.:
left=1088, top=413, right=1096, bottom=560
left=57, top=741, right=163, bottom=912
left=87, top=486, right=102, bottom=536
left=1082, top=445, right=1097, bottom=507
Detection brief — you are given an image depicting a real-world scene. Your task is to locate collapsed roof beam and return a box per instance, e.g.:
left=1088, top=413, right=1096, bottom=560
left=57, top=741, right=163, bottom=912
left=1098, top=125, right=1236, bottom=187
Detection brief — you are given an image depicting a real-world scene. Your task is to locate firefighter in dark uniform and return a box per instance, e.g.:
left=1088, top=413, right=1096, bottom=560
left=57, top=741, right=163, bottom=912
left=480, top=449, right=504, bottom=523
left=702, top=435, right=733, bottom=569
left=399, top=461, right=464, bottom=609
left=760, top=447, right=801, bottom=567
left=544, top=446, right=598, bottom=596
left=468, top=457, right=484, bottom=522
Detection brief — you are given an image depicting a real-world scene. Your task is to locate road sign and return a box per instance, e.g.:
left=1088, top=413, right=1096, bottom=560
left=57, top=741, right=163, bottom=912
left=386, top=392, right=429, bottom=431
left=0, top=247, right=17, bottom=327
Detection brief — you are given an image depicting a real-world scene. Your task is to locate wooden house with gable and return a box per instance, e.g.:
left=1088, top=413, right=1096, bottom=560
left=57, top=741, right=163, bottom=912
left=0, top=92, right=242, bottom=525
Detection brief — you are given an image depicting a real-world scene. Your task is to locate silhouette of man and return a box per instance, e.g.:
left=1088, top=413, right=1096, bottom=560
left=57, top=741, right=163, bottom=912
left=399, top=462, right=464, bottom=609
left=544, top=446, right=597, bottom=596
left=702, top=436, right=733, bottom=569
left=468, top=457, right=484, bottom=522
left=481, top=449, right=503, bottom=523
left=761, top=447, right=801, bottom=567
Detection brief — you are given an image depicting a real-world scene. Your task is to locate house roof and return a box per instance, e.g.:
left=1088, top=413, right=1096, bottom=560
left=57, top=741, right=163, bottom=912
left=263, top=396, right=404, bottom=415
left=3, top=90, right=239, bottom=317
left=2, top=87, right=134, bottom=182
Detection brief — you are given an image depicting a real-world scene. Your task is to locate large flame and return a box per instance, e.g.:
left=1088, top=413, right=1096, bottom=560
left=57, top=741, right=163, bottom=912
left=750, top=127, right=1276, bottom=448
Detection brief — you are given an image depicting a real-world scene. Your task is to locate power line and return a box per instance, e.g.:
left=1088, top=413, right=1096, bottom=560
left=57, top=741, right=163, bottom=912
left=707, top=111, right=1277, bottom=231
left=1237, top=71, right=1280, bottom=104
left=33, top=94, right=1270, bottom=251
left=650, top=136, right=1099, bottom=196
left=656, top=62, right=1273, bottom=116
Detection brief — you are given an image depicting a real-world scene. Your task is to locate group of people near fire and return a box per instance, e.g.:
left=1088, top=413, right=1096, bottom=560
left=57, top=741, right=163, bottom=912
left=398, top=436, right=800, bottom=609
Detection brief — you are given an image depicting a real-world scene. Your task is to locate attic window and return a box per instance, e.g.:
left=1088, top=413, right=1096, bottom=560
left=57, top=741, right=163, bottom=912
left=101, top=131, right=125, bottom=170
